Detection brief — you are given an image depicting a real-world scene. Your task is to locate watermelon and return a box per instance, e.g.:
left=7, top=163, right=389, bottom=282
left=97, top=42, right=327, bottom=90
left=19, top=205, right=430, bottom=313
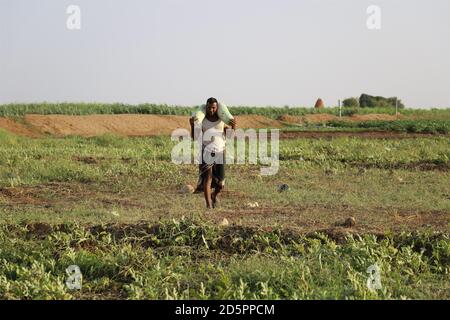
left=192, top=103, right=234, bottom=125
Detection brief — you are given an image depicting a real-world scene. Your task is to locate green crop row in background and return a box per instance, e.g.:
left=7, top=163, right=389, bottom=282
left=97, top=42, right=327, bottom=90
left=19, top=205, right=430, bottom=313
left=1, top=103, right=450, bottom=119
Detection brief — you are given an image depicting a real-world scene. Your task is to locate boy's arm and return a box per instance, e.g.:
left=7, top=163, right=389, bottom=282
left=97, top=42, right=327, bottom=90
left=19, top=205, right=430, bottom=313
left=224, top=118, right=237, bottom=137
left=229, top=118, right=236, bottom=130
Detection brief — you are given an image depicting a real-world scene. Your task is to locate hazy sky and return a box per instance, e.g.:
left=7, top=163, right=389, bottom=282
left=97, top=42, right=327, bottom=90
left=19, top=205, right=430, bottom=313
left=1, top=0, right=449, bottom=107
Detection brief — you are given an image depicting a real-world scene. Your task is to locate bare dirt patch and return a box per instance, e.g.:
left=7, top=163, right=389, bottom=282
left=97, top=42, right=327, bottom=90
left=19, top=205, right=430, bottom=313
left=4, top=182, right=448, bottom=236
left=0, top=186, right=50, bottom=206
left=24, top=114, right=191, bottom=137
left=22, top=114, right=284, bottom=137
left=206, top=203, right=450, bottom=235
left=234, top=115, right=283, bottom=129
left=73, top=156, right=105, bottom=164
left=0, top=114, right=445, bottom=138
left=0, top=117, right=41, bottom=137
left=349, top=113, right=406, bottom=121
left=279, top=114, right=339, bottom=124
left=0, top=182, right=150, bottom=210
left=279, top=113, right=409, bottom=125
left=0, top=114, right=284, bottom=137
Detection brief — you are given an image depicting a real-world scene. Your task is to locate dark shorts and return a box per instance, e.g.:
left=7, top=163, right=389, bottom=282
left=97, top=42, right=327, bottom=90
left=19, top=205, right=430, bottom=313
left=195, top=150, right=226, bottom=192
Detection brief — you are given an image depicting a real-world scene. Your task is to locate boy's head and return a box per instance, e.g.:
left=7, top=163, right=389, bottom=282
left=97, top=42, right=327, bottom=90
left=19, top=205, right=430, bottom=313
left=206, top=97, right=218, bottom=116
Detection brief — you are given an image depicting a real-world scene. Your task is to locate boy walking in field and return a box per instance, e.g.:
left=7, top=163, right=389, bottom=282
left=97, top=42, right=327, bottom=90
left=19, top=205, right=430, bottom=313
left=190, top=98, right=236, bottom=209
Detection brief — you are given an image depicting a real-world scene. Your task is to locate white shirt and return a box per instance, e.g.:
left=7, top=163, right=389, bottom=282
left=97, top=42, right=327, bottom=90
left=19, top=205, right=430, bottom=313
left=202, top=118, right=226, bottom=153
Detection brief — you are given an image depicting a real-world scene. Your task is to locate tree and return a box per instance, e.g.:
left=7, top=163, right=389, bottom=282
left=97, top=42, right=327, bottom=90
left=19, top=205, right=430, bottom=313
left=359, top=94, right=405, bottom=108
left=342, top=97, right=359, bottom=108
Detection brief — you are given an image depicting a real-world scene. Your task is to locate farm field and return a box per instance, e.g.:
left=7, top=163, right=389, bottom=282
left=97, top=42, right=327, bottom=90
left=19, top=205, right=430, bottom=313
left=0, top=103, right=449, bottom=139
left=0, top=108, right=449, bottom=300
left=3, top=0, right=450, bottom=305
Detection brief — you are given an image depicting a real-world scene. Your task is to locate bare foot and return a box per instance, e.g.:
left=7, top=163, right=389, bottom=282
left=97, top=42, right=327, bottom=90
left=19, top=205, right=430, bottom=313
left=207, top=196, right=214, bottom=210
left=212, top=192, right=219, bottom=208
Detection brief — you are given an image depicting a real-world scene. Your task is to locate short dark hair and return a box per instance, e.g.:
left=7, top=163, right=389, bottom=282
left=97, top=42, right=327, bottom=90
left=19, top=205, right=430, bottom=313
left=206, top=97, right=218, bottom=105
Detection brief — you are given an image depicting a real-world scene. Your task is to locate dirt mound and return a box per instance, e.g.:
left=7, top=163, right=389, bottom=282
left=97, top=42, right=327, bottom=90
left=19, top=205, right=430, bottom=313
left=349, top=113, right=404, bottom=121
left=314, top=98, right=325, bottom=108
left=279, top=114, right=339, bottom=125
left=24, top=114, right=190, bottom=137
left=0, top=114, right=284, bottom=137
left=0, top=117, right=41, bottom=137
left=278, top=114, right=303, bottom=124
left=0, top=113, right=413, bottom=138
left=305, top=114, right=339, bottom=122
left=234, top=115, right=283, bottom=129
